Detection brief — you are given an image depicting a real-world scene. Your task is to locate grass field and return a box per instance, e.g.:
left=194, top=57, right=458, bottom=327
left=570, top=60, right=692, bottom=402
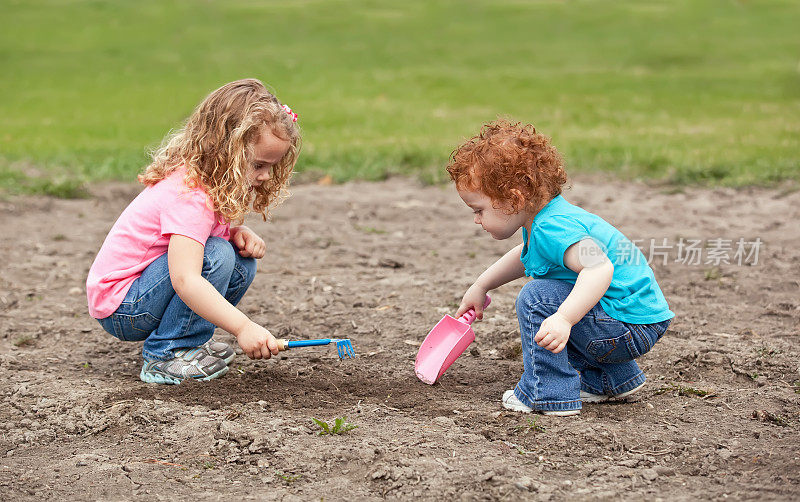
left=1, top=0, right=798, bottom=195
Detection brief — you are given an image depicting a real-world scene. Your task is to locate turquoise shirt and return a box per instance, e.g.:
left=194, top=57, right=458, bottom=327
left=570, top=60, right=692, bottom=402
left=520, top=195, right=674, bottom=325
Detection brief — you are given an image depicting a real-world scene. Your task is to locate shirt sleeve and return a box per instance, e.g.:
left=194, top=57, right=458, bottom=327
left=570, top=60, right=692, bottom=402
left=160, top=189, right=216, bottom=245
left=532, top=215, right=591, bottom=269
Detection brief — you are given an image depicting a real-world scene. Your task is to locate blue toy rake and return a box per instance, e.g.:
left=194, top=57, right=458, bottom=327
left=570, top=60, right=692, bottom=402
left=277, top=338, right=356, bottom=359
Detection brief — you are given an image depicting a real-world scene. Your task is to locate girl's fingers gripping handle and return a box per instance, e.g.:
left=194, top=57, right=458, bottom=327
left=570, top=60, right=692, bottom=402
left=277, top=339, right=289, bottom=351
left=457, top=295, right=491, bottom=325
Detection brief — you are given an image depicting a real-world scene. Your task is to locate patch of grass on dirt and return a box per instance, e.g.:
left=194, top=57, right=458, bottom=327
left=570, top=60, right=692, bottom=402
left=13, top=335, right=35, bottom=347
left=754, top=345, right=783, bottom=358
left=276, top=470, right=302, bottom=483
left=514, top=417, right=546, bottom=435
left=752, top=410, right=790, bottom=427
left=311, top=416, right=358, bottom=435
left=704, top=267, right=722, bottom=281
left=354, top=225, right=387, bottom=235
left=655, top=383, right=717, bottom=398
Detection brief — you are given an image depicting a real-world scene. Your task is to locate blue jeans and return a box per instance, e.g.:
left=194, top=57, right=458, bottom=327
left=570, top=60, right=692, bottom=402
left=514, top=279, right=671, bottom=413
left=97, top=237, right=256, bottom=361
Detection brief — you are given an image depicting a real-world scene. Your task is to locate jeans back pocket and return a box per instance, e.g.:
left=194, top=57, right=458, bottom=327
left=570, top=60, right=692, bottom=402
left=112, top=312, right=160, bottom=341
left=587, top=331, right=637, bottom=364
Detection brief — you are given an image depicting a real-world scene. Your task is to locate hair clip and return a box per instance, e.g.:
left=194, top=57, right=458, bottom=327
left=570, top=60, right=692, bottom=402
left=282, top=104, right=298, bottom=123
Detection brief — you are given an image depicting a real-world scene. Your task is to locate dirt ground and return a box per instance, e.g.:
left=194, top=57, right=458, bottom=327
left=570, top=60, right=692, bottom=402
left=0, top=175, right=798, bottom=501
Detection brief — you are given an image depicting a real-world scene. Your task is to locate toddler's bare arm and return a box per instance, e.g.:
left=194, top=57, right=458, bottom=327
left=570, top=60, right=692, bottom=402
left=457, top=244, right=526, bottom=319
left=534, top=239, right=614, bottom=353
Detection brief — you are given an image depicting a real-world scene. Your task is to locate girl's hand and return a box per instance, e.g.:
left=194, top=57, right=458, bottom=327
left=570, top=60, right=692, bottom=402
left=455, top=283, right=489, bottom=320
left=231, top=226, right=266, bottom=259
left=534, top=312, right=572, bottom=353
left=236, top=321, right=279, bottom=359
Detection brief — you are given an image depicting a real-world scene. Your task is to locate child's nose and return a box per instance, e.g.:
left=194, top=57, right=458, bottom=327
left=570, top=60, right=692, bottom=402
left=473, top=215, right=481, bottom=225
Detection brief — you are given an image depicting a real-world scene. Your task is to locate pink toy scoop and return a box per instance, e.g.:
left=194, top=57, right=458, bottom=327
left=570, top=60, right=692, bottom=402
left=415, top=295, right=491, bottom=385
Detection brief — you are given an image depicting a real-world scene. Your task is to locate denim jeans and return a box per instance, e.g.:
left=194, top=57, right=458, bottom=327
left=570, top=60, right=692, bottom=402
left=514, top=279, right=671, bottom=413
left=97, top=237, right=256, bottom=361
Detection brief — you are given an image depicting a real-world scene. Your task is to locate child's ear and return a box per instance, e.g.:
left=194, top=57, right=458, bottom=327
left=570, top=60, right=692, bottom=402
left=509, top=189, right=526, bottom=212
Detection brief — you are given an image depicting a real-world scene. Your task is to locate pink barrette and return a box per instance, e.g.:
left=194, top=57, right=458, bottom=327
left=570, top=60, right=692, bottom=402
left=282, top=104, right=298, bottom=123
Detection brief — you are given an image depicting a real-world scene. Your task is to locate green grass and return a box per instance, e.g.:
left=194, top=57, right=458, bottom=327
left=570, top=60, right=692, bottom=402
left=1, top=0, right=798, bottom=195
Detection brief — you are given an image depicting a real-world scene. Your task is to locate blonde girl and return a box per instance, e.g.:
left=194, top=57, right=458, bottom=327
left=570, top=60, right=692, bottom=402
left=87, top=79, right=300, bottom=384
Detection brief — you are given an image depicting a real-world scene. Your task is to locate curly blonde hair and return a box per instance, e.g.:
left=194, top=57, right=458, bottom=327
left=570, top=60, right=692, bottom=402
left=446, top=119, right=566, bottom=214
left=139, top=78, right=301, bottom=222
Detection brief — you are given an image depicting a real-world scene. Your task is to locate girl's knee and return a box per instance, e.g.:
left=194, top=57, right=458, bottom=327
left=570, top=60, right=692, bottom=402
left=237, top=255, right=257, bottom=285
left=516, top=279, right=570, bottom=313
left=203, top=237, right=236, bottom=273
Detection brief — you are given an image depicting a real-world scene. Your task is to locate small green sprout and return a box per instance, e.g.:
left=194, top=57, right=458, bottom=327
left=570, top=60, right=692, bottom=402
left=13, top=336, right=35, bottom=347
left=755, top=346, right=782, bottom=358
left=276, top=470, right=302, bottom=482
left=655, top=383, right=716, bottom=398
left=312, top=416, right=358, bottom=435
left=515, top=417, right=546, bottom=435
left=355, top=225, right=387, bottom=234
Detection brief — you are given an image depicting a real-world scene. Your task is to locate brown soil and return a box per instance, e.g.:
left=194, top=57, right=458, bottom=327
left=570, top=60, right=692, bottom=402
left=1, top=176, right=798, bottom=500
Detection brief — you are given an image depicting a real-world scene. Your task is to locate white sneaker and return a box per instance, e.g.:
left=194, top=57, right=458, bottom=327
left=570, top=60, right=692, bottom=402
left=502, top=390, right=533, bottom=413
left=580, top=390, right=610, bottom=403
left=581, top=382, right=646, bottom=403
left=615, top=382, right=646, bottom=399
left=501, top=390, right=580, bottom=416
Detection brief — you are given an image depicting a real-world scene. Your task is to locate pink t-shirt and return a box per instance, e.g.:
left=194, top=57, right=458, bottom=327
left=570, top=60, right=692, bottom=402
left=87, top=168, right=230, bottom=318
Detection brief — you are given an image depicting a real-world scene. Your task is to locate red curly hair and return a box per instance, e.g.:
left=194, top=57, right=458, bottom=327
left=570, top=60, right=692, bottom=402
left=447, top=119, right=567, bottom=214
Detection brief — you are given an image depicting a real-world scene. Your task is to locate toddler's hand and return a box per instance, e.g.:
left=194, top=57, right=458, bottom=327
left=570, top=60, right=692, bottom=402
left=534, top=312, right=572, bottom=353
left=231, top=226, right=266, bottom=259
left=236, top=321, right=279, bottom=360
left=455, top=284, right=489, bottom=320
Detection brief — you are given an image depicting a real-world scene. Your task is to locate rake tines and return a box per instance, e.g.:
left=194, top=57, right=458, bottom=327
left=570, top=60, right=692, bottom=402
left=334, top=338, right=356, bottom=359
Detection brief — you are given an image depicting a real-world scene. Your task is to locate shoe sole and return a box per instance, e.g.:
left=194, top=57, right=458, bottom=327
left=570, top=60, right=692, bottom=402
left=582, top=382, right=646, bottom=403
left=140, top=364, right=229, bottom=385
left=615, top=382, right=646, bottom=399
left=502, top=401, right=533, bottom=413
left=580, top=392, right=610, bottom=403
left=542, top=409, right=581, bottom=416
left=502, top=391, right=580, bottom=415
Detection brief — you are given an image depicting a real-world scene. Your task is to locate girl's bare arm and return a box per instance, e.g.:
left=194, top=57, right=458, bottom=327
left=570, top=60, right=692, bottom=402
left=556, top=238, right=614, bottom=324
left=534, top=238, right=614, bottom=353
left=167, top=235, right=278, bottom=359
left=456, top=244, right=527, bottom=319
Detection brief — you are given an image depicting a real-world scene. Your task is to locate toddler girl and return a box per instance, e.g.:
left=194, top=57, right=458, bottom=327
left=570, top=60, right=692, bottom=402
left=448, top=120, right=673, bottom=416
left=87, top=78, right=300, bottom=384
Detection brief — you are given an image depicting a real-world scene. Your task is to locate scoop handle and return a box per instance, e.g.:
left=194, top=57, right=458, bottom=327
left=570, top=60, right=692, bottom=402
left=456, top=295, right=492, bottom=325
